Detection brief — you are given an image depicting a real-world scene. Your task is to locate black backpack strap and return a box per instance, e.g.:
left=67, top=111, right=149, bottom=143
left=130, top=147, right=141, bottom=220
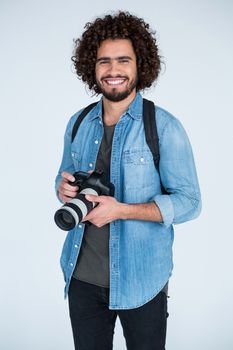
left=143, top=98, right=167, bottom=194
left=71, top=102, right=98, bottom=143
left=143, top=99, right=160, bottom=171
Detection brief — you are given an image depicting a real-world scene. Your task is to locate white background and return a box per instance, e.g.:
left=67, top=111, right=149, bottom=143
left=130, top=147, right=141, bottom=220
left=1, top=0, right=233, bottom=349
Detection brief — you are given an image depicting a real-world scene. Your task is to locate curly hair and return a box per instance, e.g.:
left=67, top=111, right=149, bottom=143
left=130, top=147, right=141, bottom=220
left=71, top=11, right=162, bottom=93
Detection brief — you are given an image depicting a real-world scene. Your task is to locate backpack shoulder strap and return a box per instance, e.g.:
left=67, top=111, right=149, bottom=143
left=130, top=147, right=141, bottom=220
left=71, top=102, right=98, bottom=143
left=142, top=98, right=160, bottom=171
left=143, top=98, right=167, bottom=194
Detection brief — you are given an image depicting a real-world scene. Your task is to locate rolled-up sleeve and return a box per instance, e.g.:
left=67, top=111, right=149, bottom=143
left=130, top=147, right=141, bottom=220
left=152, top=117, right=202, bottom=227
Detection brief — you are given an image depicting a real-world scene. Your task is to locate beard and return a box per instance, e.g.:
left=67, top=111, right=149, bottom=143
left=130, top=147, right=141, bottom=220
left=95, top=75, right=138, bottom=102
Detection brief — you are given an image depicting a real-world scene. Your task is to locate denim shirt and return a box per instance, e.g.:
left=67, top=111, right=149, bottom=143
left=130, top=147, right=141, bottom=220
left=55, top=92, right=201, bottom=310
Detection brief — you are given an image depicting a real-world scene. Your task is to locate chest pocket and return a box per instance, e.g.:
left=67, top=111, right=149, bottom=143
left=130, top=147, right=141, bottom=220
left=123, top=148, right=153, bottom=165
left=71, top=151, right=81, bottom=171
left=122, top=148, right=156, bottom=190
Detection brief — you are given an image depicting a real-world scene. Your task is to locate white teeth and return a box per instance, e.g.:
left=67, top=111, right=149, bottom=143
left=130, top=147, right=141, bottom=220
left=105, top=79, right=125, bottom=85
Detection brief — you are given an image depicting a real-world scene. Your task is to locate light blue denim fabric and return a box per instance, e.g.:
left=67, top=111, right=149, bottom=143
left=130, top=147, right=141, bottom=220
left=55, top=92, right=201, bottom=309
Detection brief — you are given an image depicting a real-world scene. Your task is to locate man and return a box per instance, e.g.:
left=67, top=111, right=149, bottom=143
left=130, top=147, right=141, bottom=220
left=55, top=11, right=201, bottom=350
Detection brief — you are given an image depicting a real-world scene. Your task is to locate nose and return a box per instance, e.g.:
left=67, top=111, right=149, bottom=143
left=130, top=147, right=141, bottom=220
left=107, top=59, right=120, bottom=74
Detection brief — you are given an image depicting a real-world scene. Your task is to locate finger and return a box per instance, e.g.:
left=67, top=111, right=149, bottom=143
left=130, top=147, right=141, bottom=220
left=61, top=171, right=75, bottom=182
left=59, top=194, right=73, bottom=203
left=59, top=188, right=78, bottom=198
left=82, top=207, right=98, bottom=222
left=61, top=182, right=79, bottom=192
left=82, top=213, right=94, bottom=222
left=87, top=170, right=94, bottom=174
left=85, top=194, right=104, bottom=203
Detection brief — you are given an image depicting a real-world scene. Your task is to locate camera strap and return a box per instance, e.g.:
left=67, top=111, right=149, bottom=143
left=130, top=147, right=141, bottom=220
left=71, top=98, right=166, bottom=193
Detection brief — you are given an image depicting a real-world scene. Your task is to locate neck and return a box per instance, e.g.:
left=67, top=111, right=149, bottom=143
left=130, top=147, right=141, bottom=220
left=102, top=91, right=137, bottom=126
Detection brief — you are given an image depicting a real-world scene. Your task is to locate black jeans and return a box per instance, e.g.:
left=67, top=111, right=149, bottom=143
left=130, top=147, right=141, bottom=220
left=68, top=277, right=168, bottom=350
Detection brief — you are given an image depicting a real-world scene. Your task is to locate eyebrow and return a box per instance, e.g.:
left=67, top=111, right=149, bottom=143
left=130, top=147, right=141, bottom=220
left=96, top=56, right=133, bottom=62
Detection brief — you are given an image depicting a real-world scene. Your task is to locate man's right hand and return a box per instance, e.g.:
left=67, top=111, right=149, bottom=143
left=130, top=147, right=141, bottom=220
left=58, top=171, right=79, bottom=203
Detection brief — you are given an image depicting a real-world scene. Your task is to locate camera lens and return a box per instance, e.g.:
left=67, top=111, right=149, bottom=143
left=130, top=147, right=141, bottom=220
left=61, top=211, right=74, bottom=224
left=54, top=189, right=98, bottom=231
left=54, top=209, right=76, bottom=231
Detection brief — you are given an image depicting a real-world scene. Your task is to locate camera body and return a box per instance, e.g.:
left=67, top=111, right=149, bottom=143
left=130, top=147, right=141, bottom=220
left=54, top=171, right=115, bottom=231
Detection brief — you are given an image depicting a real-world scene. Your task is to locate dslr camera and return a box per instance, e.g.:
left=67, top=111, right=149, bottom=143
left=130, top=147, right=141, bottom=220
left=54, top=171, right=115, bottom=231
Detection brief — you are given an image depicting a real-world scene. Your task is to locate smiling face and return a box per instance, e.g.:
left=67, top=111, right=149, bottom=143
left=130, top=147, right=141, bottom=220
left=95, top=39, right=138, bottom=102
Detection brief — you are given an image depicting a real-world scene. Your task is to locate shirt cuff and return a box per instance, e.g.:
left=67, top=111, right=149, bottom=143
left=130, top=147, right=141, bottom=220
left=55, top=176, right=63, bottom=203
left=152, top=194, right=174, bottom=228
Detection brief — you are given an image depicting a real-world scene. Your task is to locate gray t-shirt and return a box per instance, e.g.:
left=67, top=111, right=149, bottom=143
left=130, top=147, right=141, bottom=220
left=72, top=124, right=115, bottom=287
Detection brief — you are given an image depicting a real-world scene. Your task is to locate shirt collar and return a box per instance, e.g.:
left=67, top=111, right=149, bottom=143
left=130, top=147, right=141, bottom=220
left=88, top=92, right=143, bottom=122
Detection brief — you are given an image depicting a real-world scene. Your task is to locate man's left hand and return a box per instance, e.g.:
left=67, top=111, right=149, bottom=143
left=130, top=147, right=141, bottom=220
left=82, top=195, right=124, bottom=227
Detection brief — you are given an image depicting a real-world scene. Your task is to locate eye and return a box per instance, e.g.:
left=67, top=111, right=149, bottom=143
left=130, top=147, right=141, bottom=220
left=119, top=58, right=130, bottom=64
left=98, top=60, right=109, bottom=65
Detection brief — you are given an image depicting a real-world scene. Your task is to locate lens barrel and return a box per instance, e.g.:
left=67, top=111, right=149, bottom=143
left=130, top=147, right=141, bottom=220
left=54, top=189, right=97, bottom=231
left=54, top=209, right=76, bottom=231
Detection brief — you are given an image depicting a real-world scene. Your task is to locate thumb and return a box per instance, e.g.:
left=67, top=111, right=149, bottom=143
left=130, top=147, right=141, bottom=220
left=85, top=194, right=101, bottom=202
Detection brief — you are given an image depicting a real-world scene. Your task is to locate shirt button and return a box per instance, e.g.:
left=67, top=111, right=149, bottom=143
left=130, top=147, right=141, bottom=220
left=89, top=163, right=93, bottom=168
left=140, top=157, right=144, bottom=162
left=78, top=224, right=82, bottom=228
left=71, top=152, right=75, bottom=157
left=95, top=140, right=98, bottom=144
left=74, top=244, right=78, bottom=248
left=99, top=120, right=102, bottom=124
left=70, top=263, right=73, bottom=267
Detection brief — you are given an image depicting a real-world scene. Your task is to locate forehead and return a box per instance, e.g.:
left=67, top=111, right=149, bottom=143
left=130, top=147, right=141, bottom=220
left=97, top=39, right=136, bottom=58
